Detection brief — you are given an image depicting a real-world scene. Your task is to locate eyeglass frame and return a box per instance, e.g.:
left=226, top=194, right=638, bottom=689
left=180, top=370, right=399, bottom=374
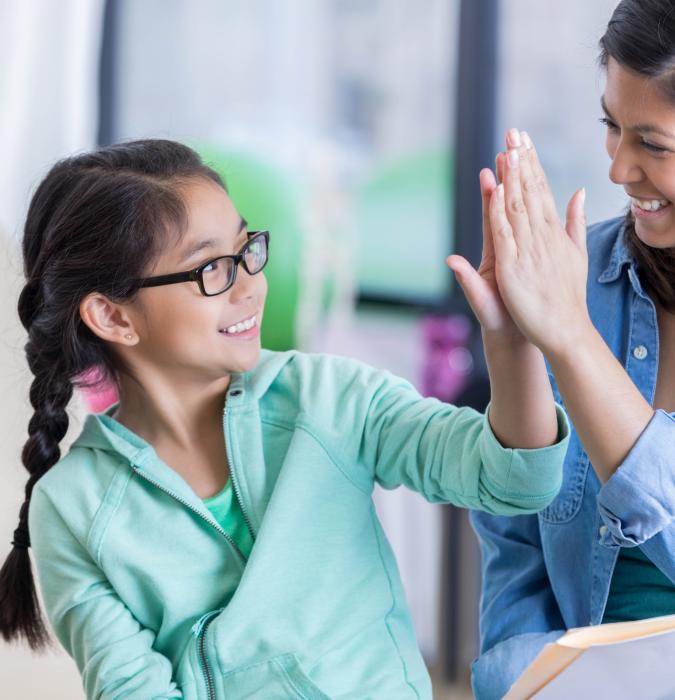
left=135, top=230, right=270, bottom=297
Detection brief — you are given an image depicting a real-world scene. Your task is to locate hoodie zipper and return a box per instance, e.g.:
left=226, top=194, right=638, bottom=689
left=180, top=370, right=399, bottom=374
left=131, top=467, right=247, bottom=565
left=132, top=468, right=237, bottom=699
left=223, top=407, right=256, bottom=542
left=194, top=611, right=219, bottom=700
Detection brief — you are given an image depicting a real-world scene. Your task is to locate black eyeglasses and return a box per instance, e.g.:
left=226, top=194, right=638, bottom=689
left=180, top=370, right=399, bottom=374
left=136, top=230, right=269, bottom=297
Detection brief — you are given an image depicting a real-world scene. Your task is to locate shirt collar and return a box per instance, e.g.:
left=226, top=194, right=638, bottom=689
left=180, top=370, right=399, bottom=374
left=597, top=222, right=634, bottom=284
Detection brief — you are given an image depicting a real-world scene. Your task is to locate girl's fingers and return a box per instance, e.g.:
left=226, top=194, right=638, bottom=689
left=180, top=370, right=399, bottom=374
left=489, top=184, right=518, bottom=265
left=495, top=152, right=505, bottom=185
left=521, top=131, right=560, bottom=225
left=480, top=168, right=497, bottom=258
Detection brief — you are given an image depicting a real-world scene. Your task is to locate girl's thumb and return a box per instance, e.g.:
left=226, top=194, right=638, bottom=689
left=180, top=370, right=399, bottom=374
left=446, top=255, right=493, bottom=328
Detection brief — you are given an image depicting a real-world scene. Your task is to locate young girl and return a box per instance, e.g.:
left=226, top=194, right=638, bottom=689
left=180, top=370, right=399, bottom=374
left=0, top=139, right=568, bottom=699
left=469, top=1, right=675, bottom=697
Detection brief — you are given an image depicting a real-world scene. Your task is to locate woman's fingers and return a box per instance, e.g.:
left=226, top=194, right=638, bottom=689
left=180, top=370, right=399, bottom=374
left=521, top=131, right=560, bottom=226
left=507, top=129, right=547, bottom=232
left=502, top=130, right=532, bottom=246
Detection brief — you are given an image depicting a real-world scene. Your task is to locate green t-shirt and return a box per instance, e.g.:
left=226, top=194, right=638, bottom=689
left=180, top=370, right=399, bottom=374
left=203, top=480, right=254, bottom=559
left=602, top=546, right=675, bottom=623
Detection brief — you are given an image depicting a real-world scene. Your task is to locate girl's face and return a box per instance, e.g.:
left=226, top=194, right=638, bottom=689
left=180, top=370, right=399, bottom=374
left=603, top=58, right=675, bottom=248
left=130, top=178, right=267, bottom=380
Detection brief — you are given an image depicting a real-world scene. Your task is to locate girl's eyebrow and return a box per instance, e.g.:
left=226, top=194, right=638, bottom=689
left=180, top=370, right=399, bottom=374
left=177, top=217, right=248, bottom=265
left=601, top=95, right=675, bottom=140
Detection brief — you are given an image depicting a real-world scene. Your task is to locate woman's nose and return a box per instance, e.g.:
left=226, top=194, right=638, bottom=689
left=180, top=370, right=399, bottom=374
left=608, top=140, right=643, bottom=186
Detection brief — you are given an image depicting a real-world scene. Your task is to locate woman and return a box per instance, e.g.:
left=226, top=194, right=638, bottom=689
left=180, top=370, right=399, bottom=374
left=448, top=1, right=675, bottom=697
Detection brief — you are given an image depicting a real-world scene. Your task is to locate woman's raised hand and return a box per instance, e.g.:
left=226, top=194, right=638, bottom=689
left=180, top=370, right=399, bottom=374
left=487, top=129, right=592, bottom=356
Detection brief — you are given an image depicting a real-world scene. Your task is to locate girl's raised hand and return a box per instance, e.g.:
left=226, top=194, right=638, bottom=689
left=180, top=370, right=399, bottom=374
left=446, top=156, right=527, bottom=343
left=488, top=129, right=592, bottom=356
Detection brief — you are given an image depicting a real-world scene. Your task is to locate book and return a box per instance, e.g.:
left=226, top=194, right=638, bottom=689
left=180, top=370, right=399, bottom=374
left=504, top=614, right=675, bottom=699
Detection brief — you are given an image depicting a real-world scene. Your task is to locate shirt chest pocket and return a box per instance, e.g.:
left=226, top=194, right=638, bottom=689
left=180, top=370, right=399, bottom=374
left=540, top=374, right=590, bottom=523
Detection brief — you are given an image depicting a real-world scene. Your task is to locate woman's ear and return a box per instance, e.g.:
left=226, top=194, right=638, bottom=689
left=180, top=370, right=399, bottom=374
left=79, top=293, right=139, bottom=345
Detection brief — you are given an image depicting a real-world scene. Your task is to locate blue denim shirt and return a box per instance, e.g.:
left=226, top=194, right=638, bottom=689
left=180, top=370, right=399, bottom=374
left=470, top=216, right=675, bottom=700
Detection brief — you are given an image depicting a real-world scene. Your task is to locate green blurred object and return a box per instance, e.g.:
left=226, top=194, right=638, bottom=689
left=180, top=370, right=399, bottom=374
left=196, top=147, right=304, bottom=350
left=355, top=148, right=454, bottom=302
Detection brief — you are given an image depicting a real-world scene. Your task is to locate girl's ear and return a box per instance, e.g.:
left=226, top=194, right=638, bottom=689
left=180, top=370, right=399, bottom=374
left=79, top=293, right=139, bottom=345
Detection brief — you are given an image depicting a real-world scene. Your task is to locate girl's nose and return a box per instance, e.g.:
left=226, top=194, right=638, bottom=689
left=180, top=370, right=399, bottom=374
left=228, top=265, right=262, bottom=304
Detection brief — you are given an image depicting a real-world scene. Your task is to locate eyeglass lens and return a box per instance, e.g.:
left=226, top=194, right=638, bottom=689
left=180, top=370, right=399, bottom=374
left=201, top=234, right=268, bottom=295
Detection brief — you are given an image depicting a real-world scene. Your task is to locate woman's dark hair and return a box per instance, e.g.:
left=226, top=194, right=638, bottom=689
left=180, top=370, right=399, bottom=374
left=600, top=0, right=675, bottom=310
left=0, top=139, right=224, bottom=649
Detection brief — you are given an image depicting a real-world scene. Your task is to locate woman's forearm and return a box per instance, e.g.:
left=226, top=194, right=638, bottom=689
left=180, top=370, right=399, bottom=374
left=546, top=320, right=654, bottom=482
left=484, top=332, right=559, bottom=449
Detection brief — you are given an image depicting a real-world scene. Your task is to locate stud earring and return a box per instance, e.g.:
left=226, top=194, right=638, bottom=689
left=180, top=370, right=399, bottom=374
left=125, top=334, right=133, bottom=341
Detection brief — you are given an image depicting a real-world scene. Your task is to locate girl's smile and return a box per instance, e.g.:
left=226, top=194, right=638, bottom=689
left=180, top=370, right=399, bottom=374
left=219, top=312, right=260, bottom=338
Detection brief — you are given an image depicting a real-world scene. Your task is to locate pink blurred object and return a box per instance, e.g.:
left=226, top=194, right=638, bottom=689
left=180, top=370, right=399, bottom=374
left=78, top=366, right=119, bottom=413
left=420, top=314, right=474, bottom=402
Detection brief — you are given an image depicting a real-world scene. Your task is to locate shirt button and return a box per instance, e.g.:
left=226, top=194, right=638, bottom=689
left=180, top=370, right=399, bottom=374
left=633, top=345, right=648, bottom=360
left=229, top=389, right=242, bottom=397
left=599, top=525, right=608, bottom=538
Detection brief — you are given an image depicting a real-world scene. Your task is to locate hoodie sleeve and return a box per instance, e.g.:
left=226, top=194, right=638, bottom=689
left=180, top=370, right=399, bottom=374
left=29, top=484, right=183, bottom=700
left=313, top=357, right=569, bottom=515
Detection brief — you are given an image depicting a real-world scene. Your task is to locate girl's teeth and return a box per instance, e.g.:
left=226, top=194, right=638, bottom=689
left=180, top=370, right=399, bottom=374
left=223, top=315, right=256, bottom=334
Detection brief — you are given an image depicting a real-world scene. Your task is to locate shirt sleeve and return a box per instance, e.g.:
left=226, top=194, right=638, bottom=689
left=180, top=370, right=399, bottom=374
left=358, top=365, right=570, bottom=515
left=469, top=510, right=567, bottom=699
left=597, top=409, right=675, bottom=547
left=29, top=484, right=183, bottom=700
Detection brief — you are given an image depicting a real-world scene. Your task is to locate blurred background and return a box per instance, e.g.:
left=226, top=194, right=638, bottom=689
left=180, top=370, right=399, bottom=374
left=0, top=0, right=622, bottom=697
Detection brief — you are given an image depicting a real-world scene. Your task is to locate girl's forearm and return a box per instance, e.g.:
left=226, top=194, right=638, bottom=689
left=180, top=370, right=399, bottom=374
left=483, top=333, right=559, bottom=449
left=546, top=321, right=654, bottom=483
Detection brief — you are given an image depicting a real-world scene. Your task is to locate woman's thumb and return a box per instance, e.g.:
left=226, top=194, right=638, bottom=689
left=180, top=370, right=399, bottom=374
left=566, top=187, right=586, bottom=249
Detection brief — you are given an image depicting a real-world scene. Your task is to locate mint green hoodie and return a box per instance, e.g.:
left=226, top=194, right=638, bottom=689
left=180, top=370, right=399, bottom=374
left=28, top=350, right=568, bottom=699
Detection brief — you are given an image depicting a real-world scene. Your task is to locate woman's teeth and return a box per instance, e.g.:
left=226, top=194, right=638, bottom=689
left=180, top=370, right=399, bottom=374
left=221, top=315, right=257, bottom=335
left=632, top=197, right=670, bottom=212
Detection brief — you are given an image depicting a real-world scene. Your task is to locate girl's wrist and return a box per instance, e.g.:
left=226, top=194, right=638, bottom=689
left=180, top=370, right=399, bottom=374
left=482, top=325, right=535, bottom=357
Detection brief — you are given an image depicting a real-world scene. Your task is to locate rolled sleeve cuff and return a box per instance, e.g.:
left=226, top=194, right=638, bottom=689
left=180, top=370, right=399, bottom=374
left=597, top=410, right=675, bottom=547
left=480, top=403, right=570, bottom=512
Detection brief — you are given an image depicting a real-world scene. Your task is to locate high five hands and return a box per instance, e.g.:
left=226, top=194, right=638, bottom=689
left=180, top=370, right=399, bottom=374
left=448, top=129, right=592, bottom=358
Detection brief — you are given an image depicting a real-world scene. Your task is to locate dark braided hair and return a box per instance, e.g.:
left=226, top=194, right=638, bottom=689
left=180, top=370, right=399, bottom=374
left=0, top=139, right=224, bottom=649
left=599, top=0, right=675, bottom=310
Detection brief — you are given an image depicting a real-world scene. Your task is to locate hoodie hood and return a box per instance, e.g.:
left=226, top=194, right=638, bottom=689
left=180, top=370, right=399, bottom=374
left=73, top=349, right=297, bottom=455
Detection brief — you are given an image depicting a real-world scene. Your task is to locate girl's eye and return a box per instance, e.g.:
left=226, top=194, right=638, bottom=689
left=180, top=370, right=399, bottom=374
left=202, top=260, right=220, bottom=273
left=599, top=116, right=618, bottom=131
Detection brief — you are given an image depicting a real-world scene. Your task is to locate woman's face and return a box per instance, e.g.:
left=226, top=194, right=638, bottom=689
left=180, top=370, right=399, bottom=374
left=128, top=178, right=267, bottom=381
left=603, top=58, right=675, bottom=248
